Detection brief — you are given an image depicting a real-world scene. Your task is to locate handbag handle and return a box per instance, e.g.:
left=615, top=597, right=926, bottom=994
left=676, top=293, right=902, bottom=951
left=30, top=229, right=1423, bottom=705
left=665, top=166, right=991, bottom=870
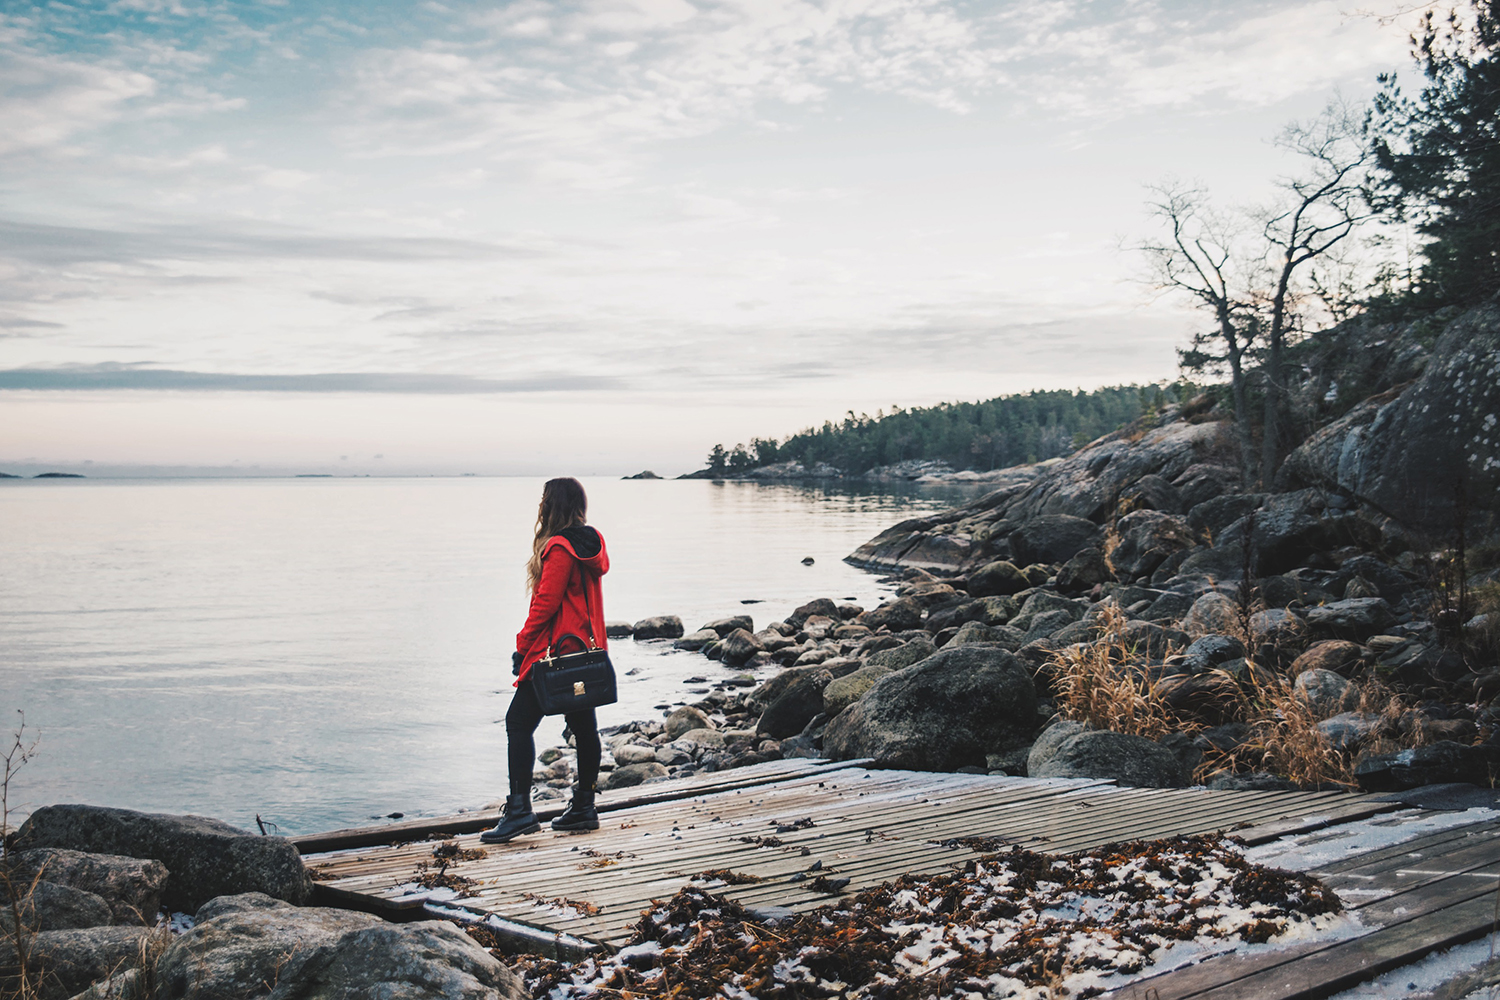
left=545, top=550, right=600, bottom=657
left=545, top=632, right=591, bottom=660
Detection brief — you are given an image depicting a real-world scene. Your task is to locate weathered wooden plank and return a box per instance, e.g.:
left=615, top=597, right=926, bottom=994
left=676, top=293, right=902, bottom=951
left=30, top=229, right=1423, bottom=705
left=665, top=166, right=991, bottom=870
left=1186, top=891, right=1500, bottom=1000
left=1314, top=820, right=1500, bottom=881
left=1111, top=829, right=1500, bottom=1000
left=304, top=764, right=1405, bottom=968
left=293, top=757, right=866, bottom=853
left=433, top=791, right=1384, bottom=939
left=331, top=783, right=1301, bottom=912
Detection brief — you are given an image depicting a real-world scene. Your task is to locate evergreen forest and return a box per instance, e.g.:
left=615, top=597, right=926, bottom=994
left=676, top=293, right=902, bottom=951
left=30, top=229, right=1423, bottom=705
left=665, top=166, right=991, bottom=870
left=703, top=384, right=1191, bottom=476
left=699, top=0, right=1499, bottom=484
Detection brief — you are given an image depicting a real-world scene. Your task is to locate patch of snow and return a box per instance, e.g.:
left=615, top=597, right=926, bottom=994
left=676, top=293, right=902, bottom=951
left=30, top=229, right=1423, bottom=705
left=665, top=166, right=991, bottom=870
left=1244, top=808, right=1500, bottom=872
left=1325, top=933, right=1500, bottom=999
left=156, top=911, right=195, bottom=935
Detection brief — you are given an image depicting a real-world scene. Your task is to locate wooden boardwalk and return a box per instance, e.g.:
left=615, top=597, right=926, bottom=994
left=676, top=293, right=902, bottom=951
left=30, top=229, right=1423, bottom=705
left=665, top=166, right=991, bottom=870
left=1111, top=818, right=1500, bottom=999
left=300, top=759, right=1402, bottom=958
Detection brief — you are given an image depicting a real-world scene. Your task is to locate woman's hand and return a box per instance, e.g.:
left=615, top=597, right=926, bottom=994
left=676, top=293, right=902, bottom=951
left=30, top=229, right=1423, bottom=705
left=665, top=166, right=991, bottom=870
left=512, top=651, right=524, bottom=676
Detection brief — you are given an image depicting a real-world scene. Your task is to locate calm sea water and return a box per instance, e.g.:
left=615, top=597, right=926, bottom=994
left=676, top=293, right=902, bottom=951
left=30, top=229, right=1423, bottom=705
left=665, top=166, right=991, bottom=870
left=0, top=476, right=978, bottom=835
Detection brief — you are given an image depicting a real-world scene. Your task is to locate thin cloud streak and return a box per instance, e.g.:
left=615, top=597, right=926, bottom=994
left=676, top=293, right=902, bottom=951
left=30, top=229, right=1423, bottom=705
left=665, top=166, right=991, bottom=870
left=0, top=366, right=625, bottom=394
left=0, top=219, right=547, bottom=267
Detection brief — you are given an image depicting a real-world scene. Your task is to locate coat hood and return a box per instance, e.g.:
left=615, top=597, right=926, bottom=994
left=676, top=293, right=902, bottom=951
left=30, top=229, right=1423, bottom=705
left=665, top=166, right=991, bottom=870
left=546, top=525, right=609, bottom=574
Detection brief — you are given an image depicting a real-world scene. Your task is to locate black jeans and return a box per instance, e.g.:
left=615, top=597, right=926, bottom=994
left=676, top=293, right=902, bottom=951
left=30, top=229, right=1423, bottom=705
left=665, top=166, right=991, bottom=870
left=506, top=680, right=601, bottom=798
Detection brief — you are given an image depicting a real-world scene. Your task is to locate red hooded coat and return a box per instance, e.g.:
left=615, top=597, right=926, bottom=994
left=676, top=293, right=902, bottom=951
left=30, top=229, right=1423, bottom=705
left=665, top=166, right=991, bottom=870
left=514, top=526, right=609, bottom=685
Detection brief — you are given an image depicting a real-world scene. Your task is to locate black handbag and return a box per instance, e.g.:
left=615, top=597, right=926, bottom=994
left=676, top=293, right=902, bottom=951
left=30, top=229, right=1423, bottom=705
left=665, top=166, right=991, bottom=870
left=528, top=566, right=617, bottom=715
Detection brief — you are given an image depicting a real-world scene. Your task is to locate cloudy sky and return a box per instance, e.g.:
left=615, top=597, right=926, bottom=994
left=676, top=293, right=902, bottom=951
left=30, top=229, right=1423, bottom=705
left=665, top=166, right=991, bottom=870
left=0, top=0, right=1422, bottom=475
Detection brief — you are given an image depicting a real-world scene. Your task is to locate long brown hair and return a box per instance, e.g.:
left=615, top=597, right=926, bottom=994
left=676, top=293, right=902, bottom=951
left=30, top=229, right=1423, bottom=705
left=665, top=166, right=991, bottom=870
left=527, top=477, right=588, bottom=592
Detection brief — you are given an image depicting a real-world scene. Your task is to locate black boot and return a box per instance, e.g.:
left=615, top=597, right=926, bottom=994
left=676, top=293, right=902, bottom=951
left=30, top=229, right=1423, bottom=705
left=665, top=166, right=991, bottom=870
left=480, top=793, right=540, bottom=843
left=551, top=787, right=599, bottom=832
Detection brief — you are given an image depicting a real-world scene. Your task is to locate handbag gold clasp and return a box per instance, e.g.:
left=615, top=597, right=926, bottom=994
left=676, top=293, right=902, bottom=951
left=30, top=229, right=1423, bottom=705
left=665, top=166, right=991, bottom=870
left=573, top=681, right=586, bottom=696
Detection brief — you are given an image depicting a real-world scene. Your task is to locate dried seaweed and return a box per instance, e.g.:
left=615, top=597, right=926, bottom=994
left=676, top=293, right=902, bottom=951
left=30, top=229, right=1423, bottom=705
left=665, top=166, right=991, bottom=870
left=737, top=835, right=784, bottom=848
left=432, top=840, right=488, bottom=863
left=411, top=840, right=486, bottom=897
left=523, top=892, right=602, bottom=917
left=519, top=834, right=1345, bottom=1000
left=771, top=817, right=816, bottom=833
left=931, top=836, right=1010, bottom=853
left=693, top=869, right=764, bottom=885
left=578, top=848, right=633, bottom=870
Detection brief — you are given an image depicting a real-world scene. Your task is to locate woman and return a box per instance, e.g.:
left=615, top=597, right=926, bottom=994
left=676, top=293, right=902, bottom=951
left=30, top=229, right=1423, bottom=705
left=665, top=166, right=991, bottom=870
left=481, top=477, right=609, bottom=844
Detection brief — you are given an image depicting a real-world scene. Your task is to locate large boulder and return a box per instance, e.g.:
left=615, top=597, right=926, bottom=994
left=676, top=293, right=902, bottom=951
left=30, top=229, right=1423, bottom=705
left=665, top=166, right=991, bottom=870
left=757, top=668, right=833, bottom=739
left=1333, top=555, right=1414, bottom=602
left=1187, top=494, right=1266, bottom=538
left=700, top=615, right=753, bottom=636
left=1278, top=304, right=1500, bottom=539
left=1173, top=464, right=1240, bottom=510
left=3, top=849, right=167, bottom=927
left=1010, top=515, right=1103, bottom=567
left=0, top=927, right=155, bottom=1000
left=1303, top=598, right=1396, bottom=643
left=716, top=628, right=765, bottom=666
left=1355, top=741, right=1500, bottom=792
left=1181, top=593, right=1240, bottom=635
left=1293, top=669, right=1354, bottom=717
left=787, top=598, right=840, bottom=628
left=1026, top=720, right=1088, bottom=775
left=155, top=893, right=524, bottom=1000
left=664, top=706, right=711, bottom=741
left=744, top=664, right=841, bottom=715
left=822, top=646, right=1038, bottom=771
left=966, top=560, right=1030, bottom=597
left=1120, top=474, right=1183, bottom=514
left=946, top=622, right=1026, bottom=650
left=1056, top=547, right=1111, bottom=594
left=1318, top=712, right=1382, bottom=752
left=1292, top=640, right=1366, bottom=677
left=13, top=806, right=311, bottom=912
left=612, top=743, right=658, bottom=766
left=857, top=597, right=924, bottom=632
left=1028, top=730, right=1190, bottom=788
left=865, top=637, right=937, bottom=671
left=949, top=596, right=1019, bottom=628
left=1119, top=620, right=1190, bottom=660
left=1108, top=510, right=1198, bottom=581
left=601, top=761, right=670, bottom=789
left=631, top=615, right=684, bottom=640
left=1009, top=591, right=1085, bottom=633
left=821, top=665, right=895, bottom=717
left=1220, top=490, right=1373, bottom=576
left=1177, top=635, right=1247, bottom=676
left=899, top=582, right=960, bottom=609
left=674, top=628, right=720, bottom=651
left=0, top=882, right=112, bottom=934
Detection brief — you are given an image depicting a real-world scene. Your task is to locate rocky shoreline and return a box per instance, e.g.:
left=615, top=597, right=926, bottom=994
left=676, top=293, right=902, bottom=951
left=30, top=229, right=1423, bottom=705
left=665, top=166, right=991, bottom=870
left=677, top=458, right=1048, bottom=486
left=533, top=304, right=1500, bottom=804
left=5, top=304, right=1497, bottom=999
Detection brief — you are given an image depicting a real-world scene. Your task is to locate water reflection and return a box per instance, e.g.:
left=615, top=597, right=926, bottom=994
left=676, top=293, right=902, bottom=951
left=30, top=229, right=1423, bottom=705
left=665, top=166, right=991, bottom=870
left=0, top=476, right=982, bottom=834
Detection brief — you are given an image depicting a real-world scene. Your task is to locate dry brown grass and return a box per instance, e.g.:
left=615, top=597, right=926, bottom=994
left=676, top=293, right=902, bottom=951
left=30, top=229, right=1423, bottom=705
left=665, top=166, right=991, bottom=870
left=1048, top=605, right=1196, bottom=741
left=1047, top=599, right=1432, bottom=788
left=1200, top=668, right=1419, bottom=788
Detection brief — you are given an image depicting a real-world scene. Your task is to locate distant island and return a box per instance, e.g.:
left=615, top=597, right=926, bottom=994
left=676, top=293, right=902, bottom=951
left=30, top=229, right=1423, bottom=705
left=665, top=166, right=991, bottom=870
left=683, top=384, right=1175, bottom=481
left=623, top=470, right=662, bottom=479
left=34, top=472, right=85, bottom=478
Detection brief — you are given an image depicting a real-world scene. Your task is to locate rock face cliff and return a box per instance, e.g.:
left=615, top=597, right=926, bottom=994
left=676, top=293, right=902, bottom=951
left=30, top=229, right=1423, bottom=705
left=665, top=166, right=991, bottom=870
left=849, top=304, right=1500, bottom=579
left=1279, top=303, right=1500, bottom=536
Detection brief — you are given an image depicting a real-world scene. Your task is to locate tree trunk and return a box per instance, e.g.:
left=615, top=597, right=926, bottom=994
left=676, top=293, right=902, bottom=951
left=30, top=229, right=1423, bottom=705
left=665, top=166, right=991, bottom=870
left=1227, top=350, right=1255, bottom=489
left=1261, top=338, right=1280, bottom=488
